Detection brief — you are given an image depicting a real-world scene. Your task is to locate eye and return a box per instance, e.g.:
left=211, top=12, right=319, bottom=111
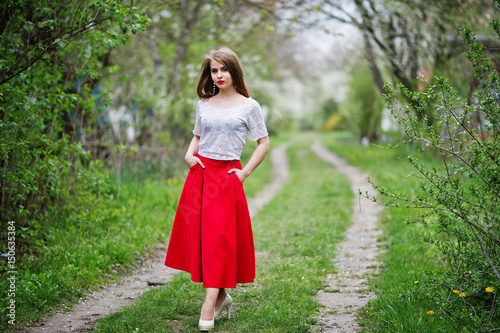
left=222, top=68, right=228, bottom=72
left=211, top=69, right=217, bottom=73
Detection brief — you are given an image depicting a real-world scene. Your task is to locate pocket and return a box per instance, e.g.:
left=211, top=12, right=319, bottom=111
left=232, top=172, right=243, bottom=184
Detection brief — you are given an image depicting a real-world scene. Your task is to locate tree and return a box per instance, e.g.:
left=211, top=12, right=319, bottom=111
left=107, top=0, right=288, bottom=148
left=0, top=0, right=148, bottom=236
left=291, top=0, right=496, bottom=121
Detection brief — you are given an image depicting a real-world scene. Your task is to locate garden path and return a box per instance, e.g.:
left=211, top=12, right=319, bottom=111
left=25, top=143, right=290, bottom=333
left=311, top=140, right=385, bottom=333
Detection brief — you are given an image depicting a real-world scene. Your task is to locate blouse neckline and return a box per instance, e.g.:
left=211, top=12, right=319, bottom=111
left=204, top=97, right=252, bottom=110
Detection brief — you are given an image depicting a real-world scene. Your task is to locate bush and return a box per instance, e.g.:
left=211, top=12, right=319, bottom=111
left=0, top=1, right=148, bottom=237
left=0, top=1, right=148, bottom=328
left=375, top=19, right=500, bottom=331
left=345, top=64, right=384, bottom=141
left=322, top=114, right=344, bottom=131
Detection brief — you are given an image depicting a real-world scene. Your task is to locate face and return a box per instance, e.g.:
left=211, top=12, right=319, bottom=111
left=210, top=60, right=233, bottom=91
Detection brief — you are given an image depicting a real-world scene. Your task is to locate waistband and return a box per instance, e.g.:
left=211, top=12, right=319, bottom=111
left=197, top=154, right=241, bottom=168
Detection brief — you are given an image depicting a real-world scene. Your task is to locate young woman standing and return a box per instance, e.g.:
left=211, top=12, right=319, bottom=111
left=164, top=47, right=270, bottom=332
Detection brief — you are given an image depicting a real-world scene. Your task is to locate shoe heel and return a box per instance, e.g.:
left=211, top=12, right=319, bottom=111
left=227, top=304, right=232, bottom=319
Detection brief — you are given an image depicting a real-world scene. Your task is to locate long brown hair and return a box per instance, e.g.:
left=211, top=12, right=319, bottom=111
left=196, top=48, right=250, bottom=99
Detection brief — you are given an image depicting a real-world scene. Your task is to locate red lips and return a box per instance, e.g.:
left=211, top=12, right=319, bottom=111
left=217, top=81, right=224, bottom=84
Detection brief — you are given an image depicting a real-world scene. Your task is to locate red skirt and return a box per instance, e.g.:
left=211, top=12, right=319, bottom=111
left=164, top=154, right=255, bottom=288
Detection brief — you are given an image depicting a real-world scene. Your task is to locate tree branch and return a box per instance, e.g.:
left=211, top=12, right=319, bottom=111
left=1, top=15, right=111, bottom=86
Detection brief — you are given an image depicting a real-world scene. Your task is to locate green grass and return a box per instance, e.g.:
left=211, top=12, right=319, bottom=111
left=0, top=172, right=183, bottom=330
left=92, top=136, right=354, bottom=332
left=318, top=131, right=455, bottom=332
left=240, top=139, right=273, bottom=198
left=0, top=139, right=273, bottom=331
left=5, top=129, right=457, bottom=332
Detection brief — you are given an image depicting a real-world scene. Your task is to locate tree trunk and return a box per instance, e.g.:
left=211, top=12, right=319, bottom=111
left=166, top=0, right=204, bottom=95
left=361, top=30, right=388, bottom=96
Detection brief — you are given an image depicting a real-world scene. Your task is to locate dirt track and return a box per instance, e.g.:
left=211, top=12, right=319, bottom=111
left=311, top=140, right=384, bottom=332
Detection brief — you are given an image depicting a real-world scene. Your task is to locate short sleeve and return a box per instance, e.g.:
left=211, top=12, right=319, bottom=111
left=247, top=102, right=269, bottom=141
left=192, top=100, right=202, bottom=136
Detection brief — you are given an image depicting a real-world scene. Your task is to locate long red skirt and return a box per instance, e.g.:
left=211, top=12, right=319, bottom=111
left=164, top=154, right=255, bottom=288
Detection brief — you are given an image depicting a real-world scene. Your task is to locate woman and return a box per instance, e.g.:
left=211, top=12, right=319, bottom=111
left=164, top=47, right=270, bottom=332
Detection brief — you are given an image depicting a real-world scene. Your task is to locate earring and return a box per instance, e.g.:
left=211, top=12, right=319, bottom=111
left=212, top=82, right=216, bottom=96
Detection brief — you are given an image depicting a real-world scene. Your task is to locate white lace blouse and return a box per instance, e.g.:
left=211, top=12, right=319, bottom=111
left=193, top=97, right=268, bottom=160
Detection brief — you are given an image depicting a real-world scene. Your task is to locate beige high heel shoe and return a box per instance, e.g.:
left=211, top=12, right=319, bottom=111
left=198, top=309, right=215, bottom=332
left=214, top=293, right=233, bottom=319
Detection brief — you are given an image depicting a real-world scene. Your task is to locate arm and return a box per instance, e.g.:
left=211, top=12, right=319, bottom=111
left=228, top=136, right=270, bottom=183
left=185, top=135, right=205, bottom=168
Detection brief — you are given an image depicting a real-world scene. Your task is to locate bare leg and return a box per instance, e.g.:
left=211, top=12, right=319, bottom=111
left=215, top=288, right=226, bottom=311
left=201, top=288, right=219, bottom=320
left=201, top=288, right=228, bottom=320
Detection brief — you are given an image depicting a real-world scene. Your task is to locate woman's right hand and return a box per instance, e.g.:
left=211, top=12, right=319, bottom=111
left=185, top=154, right=205, bottom=169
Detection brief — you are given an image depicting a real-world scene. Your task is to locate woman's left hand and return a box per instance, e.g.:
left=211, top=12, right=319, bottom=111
left=228, top=168, right=246, bottom=183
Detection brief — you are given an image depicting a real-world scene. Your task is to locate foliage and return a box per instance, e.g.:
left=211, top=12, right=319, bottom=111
left=321, top=98, right=346, bottom=131
left=345, top=64, right=384, bottom=141
left=108, top=0, right=288, bottom=147
left=374, top=21, right=500, bottom=331
left=0, top=1, right=148, bottom=228
left=292, top=0, right=496, bottom=125
left=0, top=0, right=149, bottom=215
left=323, top=114, right=344, bottom=131
left=0, top=0, right=148, bottom=328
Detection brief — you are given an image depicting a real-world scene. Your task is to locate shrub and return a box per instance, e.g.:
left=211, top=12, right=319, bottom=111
left=0, top=2, right=148, bottom=327
left=345, top=64, right=384, bottom=142
left=0, top=0, right=149, bottom=238
left=374, top=18, right=500, bottom=331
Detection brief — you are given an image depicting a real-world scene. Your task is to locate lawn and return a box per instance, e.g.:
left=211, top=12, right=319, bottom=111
left=92, top=136, right=354, bottom=332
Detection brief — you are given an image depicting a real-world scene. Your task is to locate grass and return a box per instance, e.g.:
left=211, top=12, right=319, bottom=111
left=0, top=168, right=183, bottom=330
left=92, top=135, right=354, bottom=332
left=0, top=138, right=272, bottom=331
left=318, top=131, right=456, bottom=332
left=239, top=139, right=273, bottom=199
left=3, top=129, right=461, bottom=332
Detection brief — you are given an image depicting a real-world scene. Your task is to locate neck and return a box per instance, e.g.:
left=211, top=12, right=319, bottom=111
left=217, top=86, right=239, bottom=98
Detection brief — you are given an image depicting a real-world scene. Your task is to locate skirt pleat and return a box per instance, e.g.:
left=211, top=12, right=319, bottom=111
left=164, top=154, right=255, bottom=288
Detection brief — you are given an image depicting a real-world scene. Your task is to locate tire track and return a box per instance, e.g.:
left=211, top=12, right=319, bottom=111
left=311, top=140, right=385, bottom=333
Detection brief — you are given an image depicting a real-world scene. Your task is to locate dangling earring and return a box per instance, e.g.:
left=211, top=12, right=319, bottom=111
left=212, top=82, right=216, bottom=96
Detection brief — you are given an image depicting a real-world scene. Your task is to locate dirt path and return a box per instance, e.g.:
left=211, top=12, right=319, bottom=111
left=25, top=143, right=290, bottom=333
left=311, top=140, right=385, bottom=333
